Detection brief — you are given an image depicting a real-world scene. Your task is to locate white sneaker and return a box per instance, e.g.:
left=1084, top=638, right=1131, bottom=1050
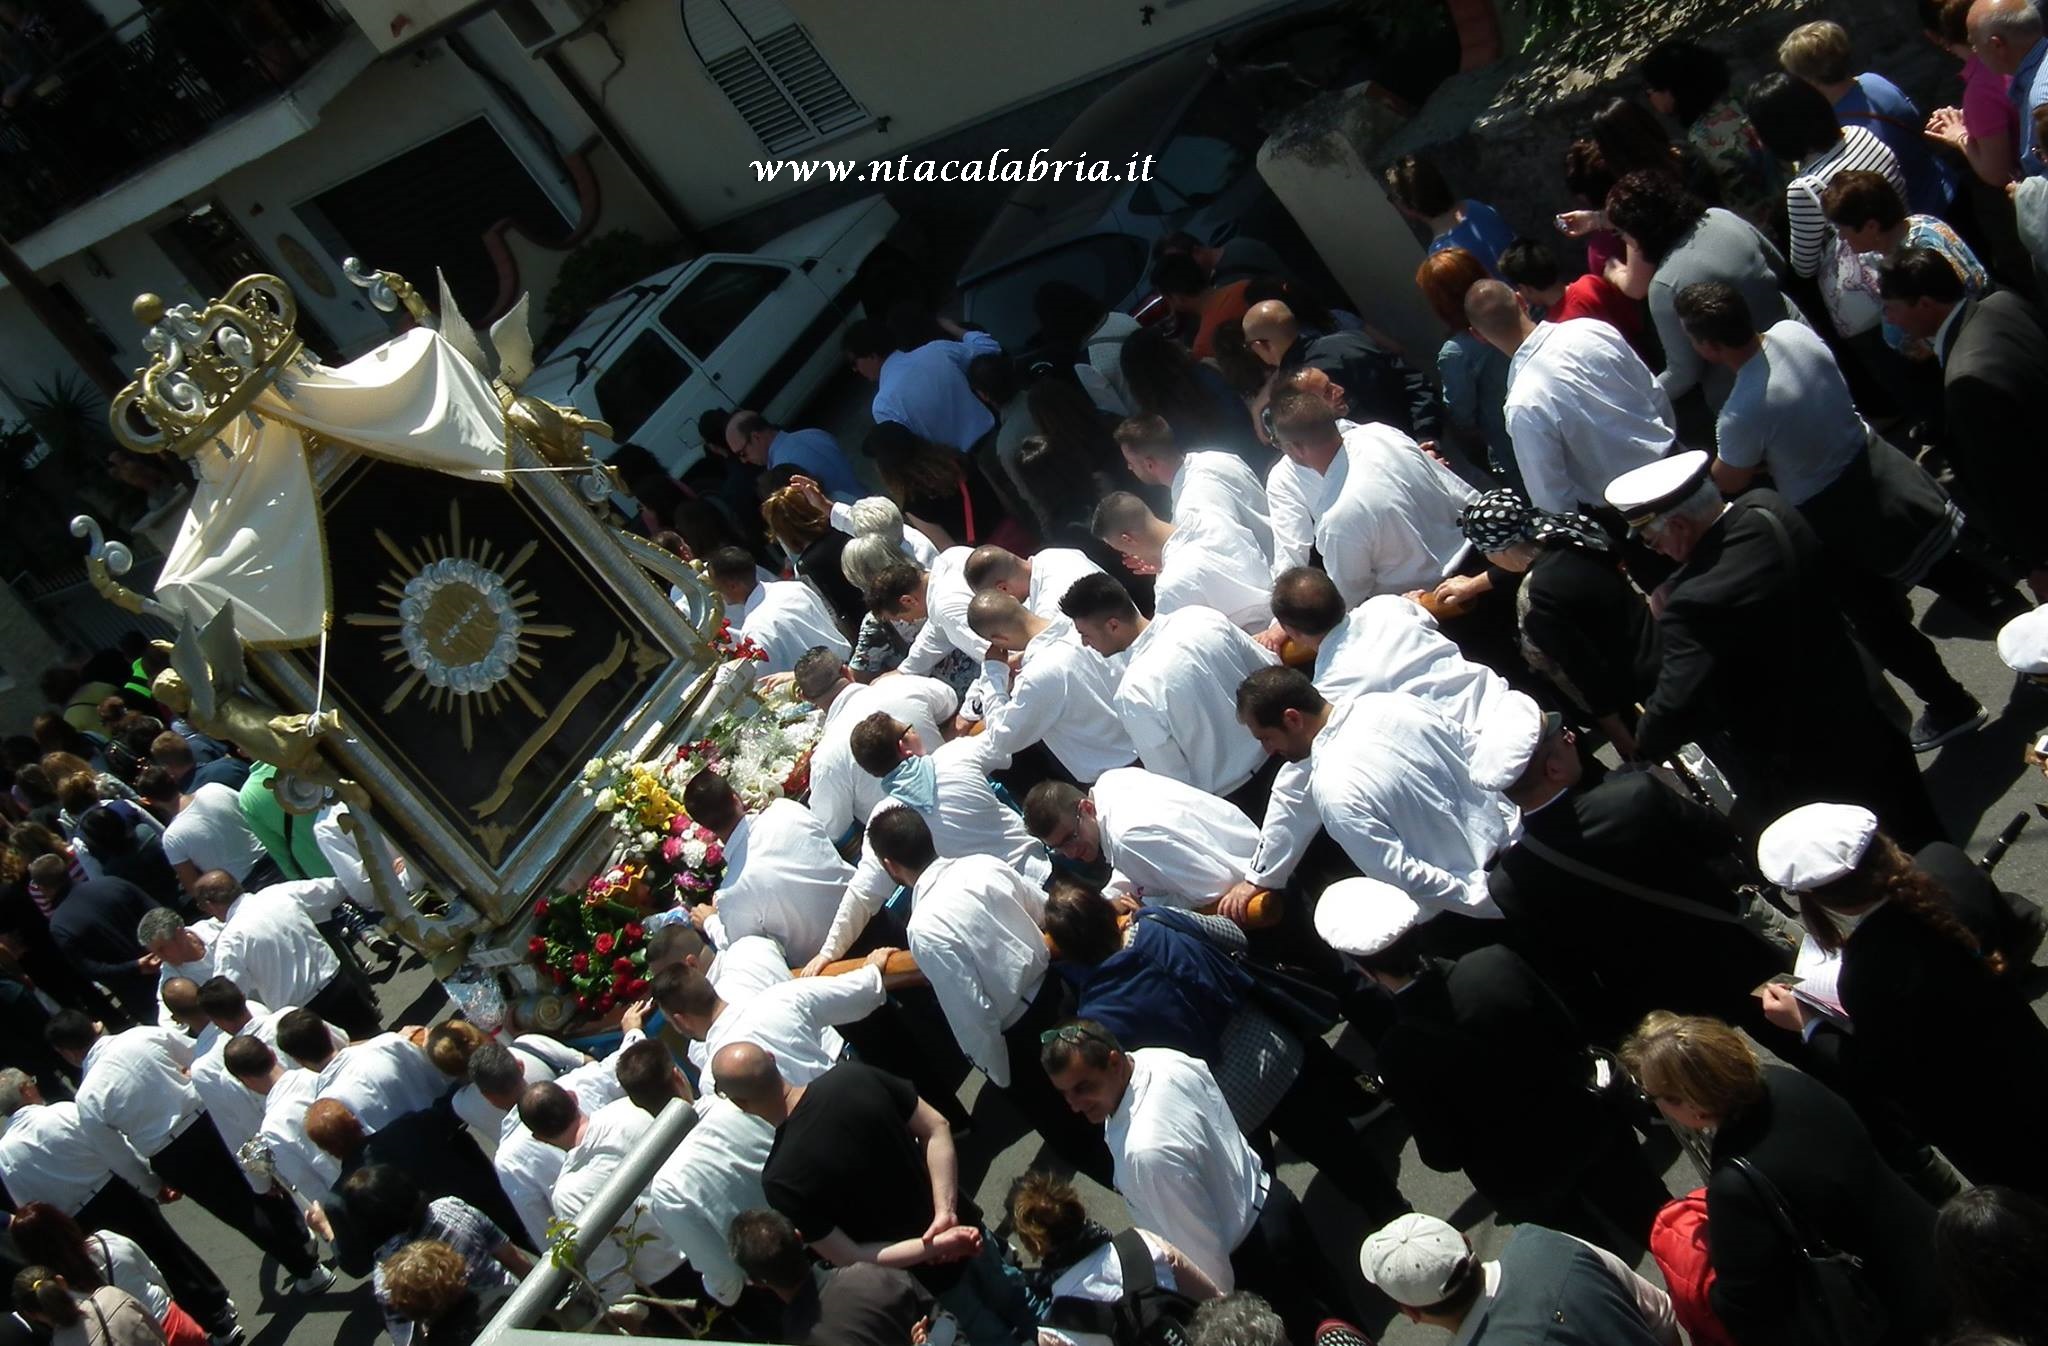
left=291, top=1266, right=336, bottom=1295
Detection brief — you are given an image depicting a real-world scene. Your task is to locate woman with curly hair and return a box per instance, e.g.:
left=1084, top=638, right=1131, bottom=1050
left=1756, top=802, right=2048, bottom=1197
left=1007, top=1170, right=1219, bottom=1337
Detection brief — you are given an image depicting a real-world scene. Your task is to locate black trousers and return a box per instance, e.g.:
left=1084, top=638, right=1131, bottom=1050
left=841, top=920, right=974, bottom=1131
left=1230, top=1176, right=1367, bottom=1342
left=1837, top=571, right=1973, bottom=717
left=999, top=975, right=1115, bottom=1187
left=1261, top=1037, right=1406, bottom=1223
left=1499, top=1122, right=1670, bottom=1262
left=150, top=1116, right=320, bottom=1277
left=306, top=970, right=384, bottom=1041
left=76, top=1178, right=232, bottom=1325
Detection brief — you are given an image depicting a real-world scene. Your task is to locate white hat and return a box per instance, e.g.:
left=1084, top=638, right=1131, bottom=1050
left=1604, top=449, right=1711, bottom=527
left=1756, top=802, right=1879, bottom=892
left=1468, top=691, right=1552, bottom=793
left=1360, top=1213, right=1471, bottom=1308
left=1314, top=877, right=1423, bottom=956
left=1997, top=607, right=2048, bottom=675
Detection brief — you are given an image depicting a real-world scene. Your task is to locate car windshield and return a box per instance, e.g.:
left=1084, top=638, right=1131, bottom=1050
left=963, top=235, right=1149, bottom=352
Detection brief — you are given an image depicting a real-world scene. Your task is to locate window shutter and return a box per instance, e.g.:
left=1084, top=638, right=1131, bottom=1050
left=683, top=0, right=868, bottom=153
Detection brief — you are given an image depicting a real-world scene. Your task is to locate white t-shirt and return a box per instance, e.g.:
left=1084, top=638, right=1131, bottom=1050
left=161, top=783, right=266, bottom=880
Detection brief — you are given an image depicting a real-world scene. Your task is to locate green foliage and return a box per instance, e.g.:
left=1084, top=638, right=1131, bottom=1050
left=1502, top=0, right=1631, bottom=43
left=545, top=231, right=682, bottom=327
left=20, top=369, right=112, bottom=462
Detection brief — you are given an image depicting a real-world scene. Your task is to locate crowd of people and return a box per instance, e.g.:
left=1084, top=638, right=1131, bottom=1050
left=9, top=5, right=2048, bottom=1346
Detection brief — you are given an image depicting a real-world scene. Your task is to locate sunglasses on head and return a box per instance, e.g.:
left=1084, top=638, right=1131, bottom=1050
left=1039, top=1021, right=1116, bottom=1050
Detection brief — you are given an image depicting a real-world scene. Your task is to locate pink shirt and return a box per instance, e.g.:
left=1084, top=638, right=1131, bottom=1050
left=1963, top=54, right=2017, bottom=143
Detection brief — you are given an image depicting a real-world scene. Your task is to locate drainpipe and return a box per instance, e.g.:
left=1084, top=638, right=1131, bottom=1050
left=0, top=234, right=124, bottom=397
left=541, top=46, right=701, bottom=250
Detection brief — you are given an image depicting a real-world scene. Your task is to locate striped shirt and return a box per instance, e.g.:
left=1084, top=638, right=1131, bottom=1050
left=1786, top=127, right=1905, bottom=278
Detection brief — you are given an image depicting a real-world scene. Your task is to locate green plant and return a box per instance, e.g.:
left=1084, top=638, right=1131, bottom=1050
left=19, top=369, right=113, bottom=462
left=544, top=231, right=683, bottom=327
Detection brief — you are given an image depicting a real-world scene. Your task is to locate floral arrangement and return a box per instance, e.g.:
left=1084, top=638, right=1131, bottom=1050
left=579, top=753, right=682, bottom=855
left=527, top=863, right=654, bottom=1017
left=711, top=614, right=769, bottom=664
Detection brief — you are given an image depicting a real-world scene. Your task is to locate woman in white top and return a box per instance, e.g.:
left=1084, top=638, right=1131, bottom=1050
left=12, top=1270, right=165, bottom=1346
left=423, top=1021, right=589, bottom=1136
left=10, top=1205, right=198, bottom=1346
left=1008, top=1172, right=1219, bottom=1346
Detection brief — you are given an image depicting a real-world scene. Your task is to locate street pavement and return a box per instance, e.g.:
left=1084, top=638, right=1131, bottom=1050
left=168, top=585, right=2048, bottom=1346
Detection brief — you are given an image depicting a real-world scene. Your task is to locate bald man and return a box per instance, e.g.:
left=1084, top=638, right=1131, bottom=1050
left=1243, top=299, right=1438, bottom=439
left=1967, top=0, right=2048, bottom=176
left=966, top=591, right=1134, bottom=785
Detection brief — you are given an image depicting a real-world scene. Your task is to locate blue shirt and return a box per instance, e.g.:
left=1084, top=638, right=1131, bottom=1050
left=1835, top=73, right=1954, bottom=213
left=767, top=427, right=862, bottom=501
left=2013, top=37, right=2048, bottom=179
left=869, top=331, right=1001, bottom=453
left=1428, top=200, right=1516, bottom=277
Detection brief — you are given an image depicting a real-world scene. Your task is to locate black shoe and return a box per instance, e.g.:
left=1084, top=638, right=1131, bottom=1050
left=1912, top=699, right=1987, bottom=753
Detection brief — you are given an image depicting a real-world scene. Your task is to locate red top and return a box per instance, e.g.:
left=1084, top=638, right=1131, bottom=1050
left=1551, top=272, right=1644, bottom=347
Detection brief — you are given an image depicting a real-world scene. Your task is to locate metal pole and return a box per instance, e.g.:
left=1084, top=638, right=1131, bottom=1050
left=473, top=1095, right=700, bottom=1346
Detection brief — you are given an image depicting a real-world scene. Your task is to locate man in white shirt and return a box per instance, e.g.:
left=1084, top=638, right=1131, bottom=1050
left=189, top=980, right=343, bottom=1177
left=222, top=1036, right=339, bottom=1205
left=650, top=951, right=889, bottom=1090
left=47, top=1010, right=332, bottom=1292
left=1115, top=414, right=1274, bottom=560
left=162, top=782, right=268, bottom=893
left=704, top=547, right=851, bottom=675
left=862, top=808, right=1113, bottom=1183
left=1244, top=571, right=1516, bottom=897
left=1467, top=281, right=1675, bottom=515
left=834, top=714, right=1052, bottom=965
left=520, top=1086, right=684, bottom=1300
left=1024, top=771, right=1258, bottom=916
left=648, top=1095, right=775, bottom=1313
left=1266, top=392, right=1476, bottom=609
left=192, top=870, right=381, bottom=1039
left=0, top=1067, right=240, bottom=1338
left=966, top=593, right=1137, bottom=786
left=645, top=921, right=788, bottom=1006
left=1056, top=575, right=1277, bottom=810
left=466, top=1038, right=628, bottom=1249
left=682, top=771, right=852, bottom=964
left=1235, top=669, right=1517, bottom=925
left=1092, top=493, right=1275, bottom=632
left=862, top=548, right=988, bottom=678
left=274, top=1009, right=448, bottom=1135
left=139, top=909, right=219, bottom=1022
left=1041, top=1027, right=1361, bottom=1343
left=960, top=544, right=1108, bottom=620
left=793, top=647, right=957, bottom=848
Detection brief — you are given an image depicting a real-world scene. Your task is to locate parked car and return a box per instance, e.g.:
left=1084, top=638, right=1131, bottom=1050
left=954, top=2, right=1457, bottom=361
left=523, top=196, right=915, bottom=476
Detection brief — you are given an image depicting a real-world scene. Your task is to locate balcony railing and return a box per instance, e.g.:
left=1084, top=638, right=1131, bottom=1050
left=0, top=0, right=354, bottom=239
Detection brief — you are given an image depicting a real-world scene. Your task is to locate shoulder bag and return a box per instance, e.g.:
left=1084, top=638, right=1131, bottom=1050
left=1725, top=1156, right=1889, bottom=1346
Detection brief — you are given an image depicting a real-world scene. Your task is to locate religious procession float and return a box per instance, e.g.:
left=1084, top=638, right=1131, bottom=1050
left=76, top=261, right=824, bottom=1038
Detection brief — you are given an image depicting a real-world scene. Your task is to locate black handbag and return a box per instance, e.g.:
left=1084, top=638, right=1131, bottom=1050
left=1726, top=1157, right=1889, bottom=1346
left=1228, top=949, right=1342, bottom=1040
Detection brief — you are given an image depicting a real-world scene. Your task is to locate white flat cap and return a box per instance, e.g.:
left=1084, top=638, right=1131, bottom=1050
left=1604, top=449, right=1711, bottom=527
left=1468, top=690, right=1551, bottom=793
left=1314, top=877, right=1422, bottom=956
left=1997, top=607, right=2048, bottom=675
left=1360, top=1213, right=1470, bottom=1308
left=1757, top=802, right=1879, bottom=892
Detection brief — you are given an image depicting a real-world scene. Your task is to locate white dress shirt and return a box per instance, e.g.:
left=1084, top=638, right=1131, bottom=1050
left=1155, top=513, right=1274, bottom=632
left=1092, top=768, right=1258, bottom=909
left=313, top=803, right=420, bottom=907
left=707, top=935, right=792, bottom=1005
left=156, top=918, right=221, bottom=1021
left=314, top=1033, right=449, bottom=1133
left=737, top=580, right=851, bottom=676
left=1023, top=548, right=1108, bottom=619
left=1313, top=422, right=1477, bottom=607
left=161, top=784, right=266, bottom=881
left=834, top=734, right=1052, bottom=957
left=250, top=1068, right=336, bottom=1202
left=191, top=999, right=291, bottom=1161
left=1306, top=694, right=1515, bottom=918
left=452, top=1035, right=588, bottom=1138
left=496, top=1052, right=627, bottom=1248
left=211, top=879, right=347, bottom=1010
left=705, top=800, right=853, bottom=963
left=1265, top=455, right=1320, bottom=576
left=0, top=1101, right=160, bottom=1211
left=1114, top=607, right=1275, bottom=796
left=904, top=855, right=1048, bottom=1087
left=983, top=618, right=1135, bottom=785
left=695, top=964, right=884, bottom=1086
left=807, top=675, right=958, bottom=844
left=1503, top=317, right=1676, bottom=515
left=1251, top=596, right=1515, bottom=888
left=899, top=546, right=988, bottom=674
left=1171, top=451, right=1273, bottom=562
left=76, top=1028, right=201, bottom=1158
left=554, top=1098, right=682, bottom=1298
left=648, top=1096, right=774, bottom=1307
left=1106, top=1048, right=1264, bottom=1291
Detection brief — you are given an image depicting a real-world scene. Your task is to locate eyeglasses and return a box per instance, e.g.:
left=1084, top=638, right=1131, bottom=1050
left=1042, top=801, right=1089, bottom=857
left=1039, top=1021, right=1116, bottom=1050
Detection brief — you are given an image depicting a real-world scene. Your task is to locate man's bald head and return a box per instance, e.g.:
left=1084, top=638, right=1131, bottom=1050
left=304, top=1098, right=367, bottom=1159
left=966, top=590, right=1032, bottom=646
left=191, top=870, right=242, bottom=914
left=1971, top=0, right=2045, bottom=71
left=1464, top=279, right=1530, bottom=344
left=710, top=1042, right=782, bottom=1108
left=1241, top=300, right=1300, bottom=366
left=160, top=976, right=204, bottom=1032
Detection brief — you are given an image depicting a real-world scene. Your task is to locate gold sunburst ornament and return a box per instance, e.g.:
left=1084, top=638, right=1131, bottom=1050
left=345, top=501, right=573, bottom=749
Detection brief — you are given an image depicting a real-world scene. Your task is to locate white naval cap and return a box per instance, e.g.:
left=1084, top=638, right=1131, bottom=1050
left=1756, top=801, right=1879, bottom=893
left=1467, top=690, right=1553, bottom=793
left=1604, top=449, right=1712, bottom=527
left=1360, top=1213, right=1472, bottom=1309
left=1997, top=606, right=2048, bottom=675
left=1313, top=877, right=1422, bottom=956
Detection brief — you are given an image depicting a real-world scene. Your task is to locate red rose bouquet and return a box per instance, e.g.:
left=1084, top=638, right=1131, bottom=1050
left=527, top=864, right=655, bottom=1018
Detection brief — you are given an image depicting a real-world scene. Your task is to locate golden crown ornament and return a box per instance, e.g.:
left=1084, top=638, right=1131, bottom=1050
left=108, top=275, right=308, bottom=457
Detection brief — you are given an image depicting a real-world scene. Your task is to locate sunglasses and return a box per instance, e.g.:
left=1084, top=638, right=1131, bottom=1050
left=1039, top=1021, right=1116, bottom=1050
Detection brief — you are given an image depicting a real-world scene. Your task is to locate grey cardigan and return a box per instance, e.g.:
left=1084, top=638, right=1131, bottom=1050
left=1649, top=207, right=1804, bottom=411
